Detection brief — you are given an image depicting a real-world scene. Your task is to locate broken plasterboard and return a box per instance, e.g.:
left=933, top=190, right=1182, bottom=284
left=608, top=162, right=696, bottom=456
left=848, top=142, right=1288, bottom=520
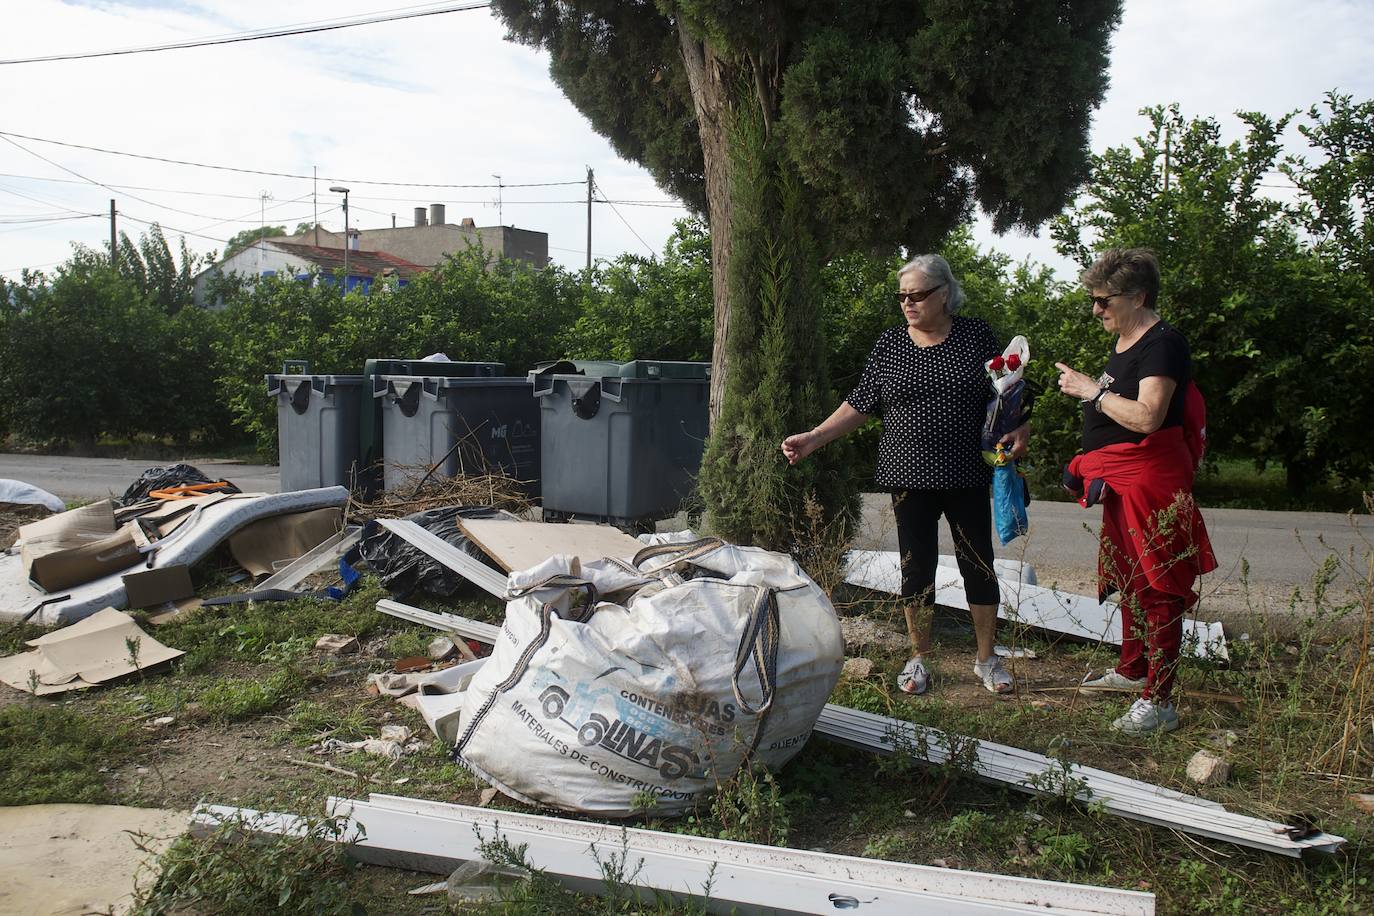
left=0, top=804, right=187, bottom=916
left=0, top=486, right=350, bottom=626
left=842, top=549, right=1227, bottom=660
left=457, top=518, right=645, bottom=573
left=0, top=607, right=183, bottom=695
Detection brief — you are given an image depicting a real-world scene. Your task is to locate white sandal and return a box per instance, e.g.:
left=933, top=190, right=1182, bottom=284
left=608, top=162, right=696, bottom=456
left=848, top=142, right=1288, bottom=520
left=898, top=656, right=930, bottom=695
left=973, top=656, right=1014, bottom=694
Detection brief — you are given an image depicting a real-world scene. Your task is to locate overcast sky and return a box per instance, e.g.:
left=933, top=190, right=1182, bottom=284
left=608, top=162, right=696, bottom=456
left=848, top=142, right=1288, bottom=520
left=2, top=1, right=1372, bottom=282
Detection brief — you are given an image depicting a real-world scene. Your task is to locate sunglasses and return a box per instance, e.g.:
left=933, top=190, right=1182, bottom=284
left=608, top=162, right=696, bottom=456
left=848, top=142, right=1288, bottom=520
left=1089, top=292, right=1130, bottom=308
left=895, top=284, right=945, bottom=304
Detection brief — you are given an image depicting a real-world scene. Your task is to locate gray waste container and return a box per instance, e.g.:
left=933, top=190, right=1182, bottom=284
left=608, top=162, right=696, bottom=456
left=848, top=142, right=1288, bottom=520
left=533, top=363, right=710, bottom=529
left=379, top=375, right=540, bottom=495
left=266, top=362, right=364, bottom=492
left=359, top=359, right=504, bottom=496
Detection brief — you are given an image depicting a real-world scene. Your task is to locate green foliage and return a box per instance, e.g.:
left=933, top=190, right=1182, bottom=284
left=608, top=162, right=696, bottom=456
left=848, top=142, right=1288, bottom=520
left=563, top=219, right=713, bottom=361
left=0, top=243, right=221, bottom=447
left=0, top=704, right=137, bottom=805
left=493, top=0, right=1122, bottom=251
left=1051, top=102, right=1374, bottom=491
left=698, top=97, right=858, bottom=548
left=221, top=224, right=289, bottom=262
left=134, top=812, right=365, bottom=916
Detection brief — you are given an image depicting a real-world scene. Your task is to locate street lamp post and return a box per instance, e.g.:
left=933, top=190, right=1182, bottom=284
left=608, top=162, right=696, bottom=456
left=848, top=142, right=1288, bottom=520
left=329, top=185, right=350, bottom=296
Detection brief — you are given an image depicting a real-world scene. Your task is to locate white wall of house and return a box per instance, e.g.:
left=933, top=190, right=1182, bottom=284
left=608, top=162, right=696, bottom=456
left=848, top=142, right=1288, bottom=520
left=192, top=242, right=311, bottom=307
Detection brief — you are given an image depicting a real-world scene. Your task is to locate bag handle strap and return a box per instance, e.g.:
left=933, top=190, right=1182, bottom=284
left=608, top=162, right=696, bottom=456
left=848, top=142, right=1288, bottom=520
left=631, top=536, right=726, bottom=571
left=731, top=585, right=781, bottom=718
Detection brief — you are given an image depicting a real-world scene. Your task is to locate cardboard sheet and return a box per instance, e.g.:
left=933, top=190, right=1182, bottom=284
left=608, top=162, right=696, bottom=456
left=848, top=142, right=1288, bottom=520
left=228, top=507, right=344, bottom=577
left=18, top=500, right=147, bottom=592
left=122, top=565, right=194, bottom=608
left=458, top=518, right=645, bottom=572
left=0, top=607, right=184, bottom=695
left=0, top=804, right=186, bottom=916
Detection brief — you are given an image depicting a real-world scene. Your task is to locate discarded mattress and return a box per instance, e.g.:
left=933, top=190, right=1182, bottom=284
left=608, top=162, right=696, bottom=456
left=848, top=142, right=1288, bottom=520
left=0, top=479, right=65, bottom=513
left=0, top=607, right=183, bottom=695
left=843, top=549, right=1227, bottom=660
left=0, top=487, right=350, bottom=626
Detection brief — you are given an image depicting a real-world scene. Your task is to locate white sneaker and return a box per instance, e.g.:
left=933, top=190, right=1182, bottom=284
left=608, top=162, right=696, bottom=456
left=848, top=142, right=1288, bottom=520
left=1081, top=669, right=1148, bottom=691
left=1112, top=698, right=1180, bottom=735
left=973, top=656, right=1014, bottom=694
left=898, top=657, right=930, bottom=695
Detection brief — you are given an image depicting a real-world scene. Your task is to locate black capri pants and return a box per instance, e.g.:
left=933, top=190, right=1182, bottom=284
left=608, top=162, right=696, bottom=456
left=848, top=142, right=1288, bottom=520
left=892, top=486, right=1000, bottom=607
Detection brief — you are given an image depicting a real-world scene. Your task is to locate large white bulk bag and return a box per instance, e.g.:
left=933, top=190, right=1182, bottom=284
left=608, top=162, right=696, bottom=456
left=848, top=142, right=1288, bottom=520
left=453, top=537, right=844, bottom=816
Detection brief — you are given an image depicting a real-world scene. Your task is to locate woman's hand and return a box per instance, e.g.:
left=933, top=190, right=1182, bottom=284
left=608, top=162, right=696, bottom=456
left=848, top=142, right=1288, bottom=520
left=998, top=422, right=1030, bottom=459
left=1054, top=362, right=1101, bottom=401
left=781, top=430, right=821, bottom=465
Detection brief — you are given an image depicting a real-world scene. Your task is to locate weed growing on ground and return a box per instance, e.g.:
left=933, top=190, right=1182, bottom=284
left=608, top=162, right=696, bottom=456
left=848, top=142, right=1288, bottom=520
left=0, top=703, right=138, bottom=804
left=676, top=763, right=792, bottom=846
left=200, top=667, right=304, bottom=722
left=133, top=811, right=364, bottom=916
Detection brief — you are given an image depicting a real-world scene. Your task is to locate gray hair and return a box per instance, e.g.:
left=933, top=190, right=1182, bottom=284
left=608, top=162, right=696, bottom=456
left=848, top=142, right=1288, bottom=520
left=899, top=253, right=965, bottom=314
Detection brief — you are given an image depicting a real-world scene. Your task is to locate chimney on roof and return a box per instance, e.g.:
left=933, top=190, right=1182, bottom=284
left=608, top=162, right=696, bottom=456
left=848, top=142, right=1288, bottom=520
left=461, top=217, right=476, bottom=228
left=413, top=207, right=427, bottom=227
left=430, top=203, right=445, bottom=226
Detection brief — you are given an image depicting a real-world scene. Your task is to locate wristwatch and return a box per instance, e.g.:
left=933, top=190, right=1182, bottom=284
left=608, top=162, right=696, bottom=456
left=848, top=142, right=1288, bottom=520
left=1091, top=388, right=1109, bottom=412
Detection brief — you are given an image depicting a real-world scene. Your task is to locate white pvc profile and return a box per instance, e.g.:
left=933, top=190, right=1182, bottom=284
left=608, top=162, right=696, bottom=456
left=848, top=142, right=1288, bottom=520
left=374, top=518, right=508, bottom=598
left=257, top=525, right=362, bottom=591
left=376, top=598, right=501, bottom=643
left=192, top=797, right=1155, bottom=916
left=842, top=549, right=1227, bottom=660
left=813, top=704, right=1344, bottom=857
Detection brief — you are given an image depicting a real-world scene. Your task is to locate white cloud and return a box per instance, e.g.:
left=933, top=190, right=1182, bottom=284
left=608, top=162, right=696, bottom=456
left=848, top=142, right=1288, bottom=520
left=1, top=1, right=1371, bottom=280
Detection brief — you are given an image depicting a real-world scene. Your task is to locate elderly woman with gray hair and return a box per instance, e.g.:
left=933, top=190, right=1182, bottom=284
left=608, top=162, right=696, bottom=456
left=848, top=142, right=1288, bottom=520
left=783, top=254, right=1029, bottom=696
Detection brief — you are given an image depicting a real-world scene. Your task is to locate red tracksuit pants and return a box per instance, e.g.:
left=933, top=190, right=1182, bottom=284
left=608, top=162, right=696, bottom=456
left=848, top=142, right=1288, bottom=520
left=1115, top=584, right=1185, bottom=704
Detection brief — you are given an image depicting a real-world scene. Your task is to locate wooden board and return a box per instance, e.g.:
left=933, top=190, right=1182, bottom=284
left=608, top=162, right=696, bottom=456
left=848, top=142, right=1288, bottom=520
left=457, top=519, right=645, bottom=573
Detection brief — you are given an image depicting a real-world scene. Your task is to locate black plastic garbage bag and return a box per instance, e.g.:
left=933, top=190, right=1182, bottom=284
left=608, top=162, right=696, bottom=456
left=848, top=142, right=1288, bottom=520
left=118, top=464, right=241, bottom=506
left=358, top=506, right=506, bottom=599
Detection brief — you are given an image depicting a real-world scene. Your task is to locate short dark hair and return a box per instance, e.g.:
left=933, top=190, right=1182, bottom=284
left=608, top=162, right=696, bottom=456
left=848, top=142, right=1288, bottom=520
left=1081, top=248, right=1160, bottom=308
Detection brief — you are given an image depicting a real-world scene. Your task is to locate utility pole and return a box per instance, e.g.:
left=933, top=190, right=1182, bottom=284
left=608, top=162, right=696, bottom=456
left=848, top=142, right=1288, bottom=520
left=492, top=173, right=503, bottom=225
left=109, top=199, right=117, bottom=268
left=586, top=166, right=593, bottom=272
left=313, top=166, right=319, bottom=245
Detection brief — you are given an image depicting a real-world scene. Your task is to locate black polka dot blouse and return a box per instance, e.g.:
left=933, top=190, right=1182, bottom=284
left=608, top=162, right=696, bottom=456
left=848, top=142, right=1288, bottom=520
left=846, top=316, right=1000, bottom=490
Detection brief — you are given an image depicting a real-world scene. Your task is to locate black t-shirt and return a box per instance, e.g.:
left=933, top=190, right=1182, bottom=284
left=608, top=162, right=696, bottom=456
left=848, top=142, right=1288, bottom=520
left=1081, top=320, right=1191, bottom=451
left=846, top=316, right=999, bottom=489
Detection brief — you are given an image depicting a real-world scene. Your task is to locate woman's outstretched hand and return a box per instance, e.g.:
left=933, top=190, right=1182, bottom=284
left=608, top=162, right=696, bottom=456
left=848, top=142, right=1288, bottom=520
left=1055, top=362, right=1101, bottom=401
left=781, top=431, right=820, bottom=465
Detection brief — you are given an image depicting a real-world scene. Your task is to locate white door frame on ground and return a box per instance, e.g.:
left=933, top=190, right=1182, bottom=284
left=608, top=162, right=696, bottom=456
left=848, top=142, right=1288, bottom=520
left=192, top=795, right=1155, bottom=915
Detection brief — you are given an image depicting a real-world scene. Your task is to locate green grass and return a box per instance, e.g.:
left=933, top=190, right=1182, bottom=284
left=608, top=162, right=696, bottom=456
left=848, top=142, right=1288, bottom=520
left=4, top=557, right=1369, bottom=915
left=0, top=704, right=140, bottom=805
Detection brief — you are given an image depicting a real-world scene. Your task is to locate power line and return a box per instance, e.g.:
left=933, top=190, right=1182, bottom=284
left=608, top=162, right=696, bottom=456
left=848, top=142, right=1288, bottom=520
left=0, top=2, right=491, bottom=66
left=594, top=181, right=656, bottom=256
left=0, top=129, right=584, bottom=189
left=0, top=133, right=235, bottom=221
left=0, top=173, right=688, bottom=207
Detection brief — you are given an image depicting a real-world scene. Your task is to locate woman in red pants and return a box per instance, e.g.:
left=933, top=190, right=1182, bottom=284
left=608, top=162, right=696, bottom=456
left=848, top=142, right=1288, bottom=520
left=1054, top=248, right=1217, bottom=735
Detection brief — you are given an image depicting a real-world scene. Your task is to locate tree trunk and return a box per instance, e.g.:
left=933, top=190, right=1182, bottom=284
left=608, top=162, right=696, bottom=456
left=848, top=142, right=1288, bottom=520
left=677, top=24, right=734, bottom=425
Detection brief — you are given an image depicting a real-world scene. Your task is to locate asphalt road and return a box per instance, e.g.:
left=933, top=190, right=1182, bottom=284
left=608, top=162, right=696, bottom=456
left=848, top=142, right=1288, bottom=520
left=3, top=452, right=1367, bottom=620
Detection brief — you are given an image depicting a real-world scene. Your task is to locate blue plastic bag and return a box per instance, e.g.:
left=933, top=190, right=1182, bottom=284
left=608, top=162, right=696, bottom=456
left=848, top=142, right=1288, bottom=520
left=993, top=461, right=1029, bottom=546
